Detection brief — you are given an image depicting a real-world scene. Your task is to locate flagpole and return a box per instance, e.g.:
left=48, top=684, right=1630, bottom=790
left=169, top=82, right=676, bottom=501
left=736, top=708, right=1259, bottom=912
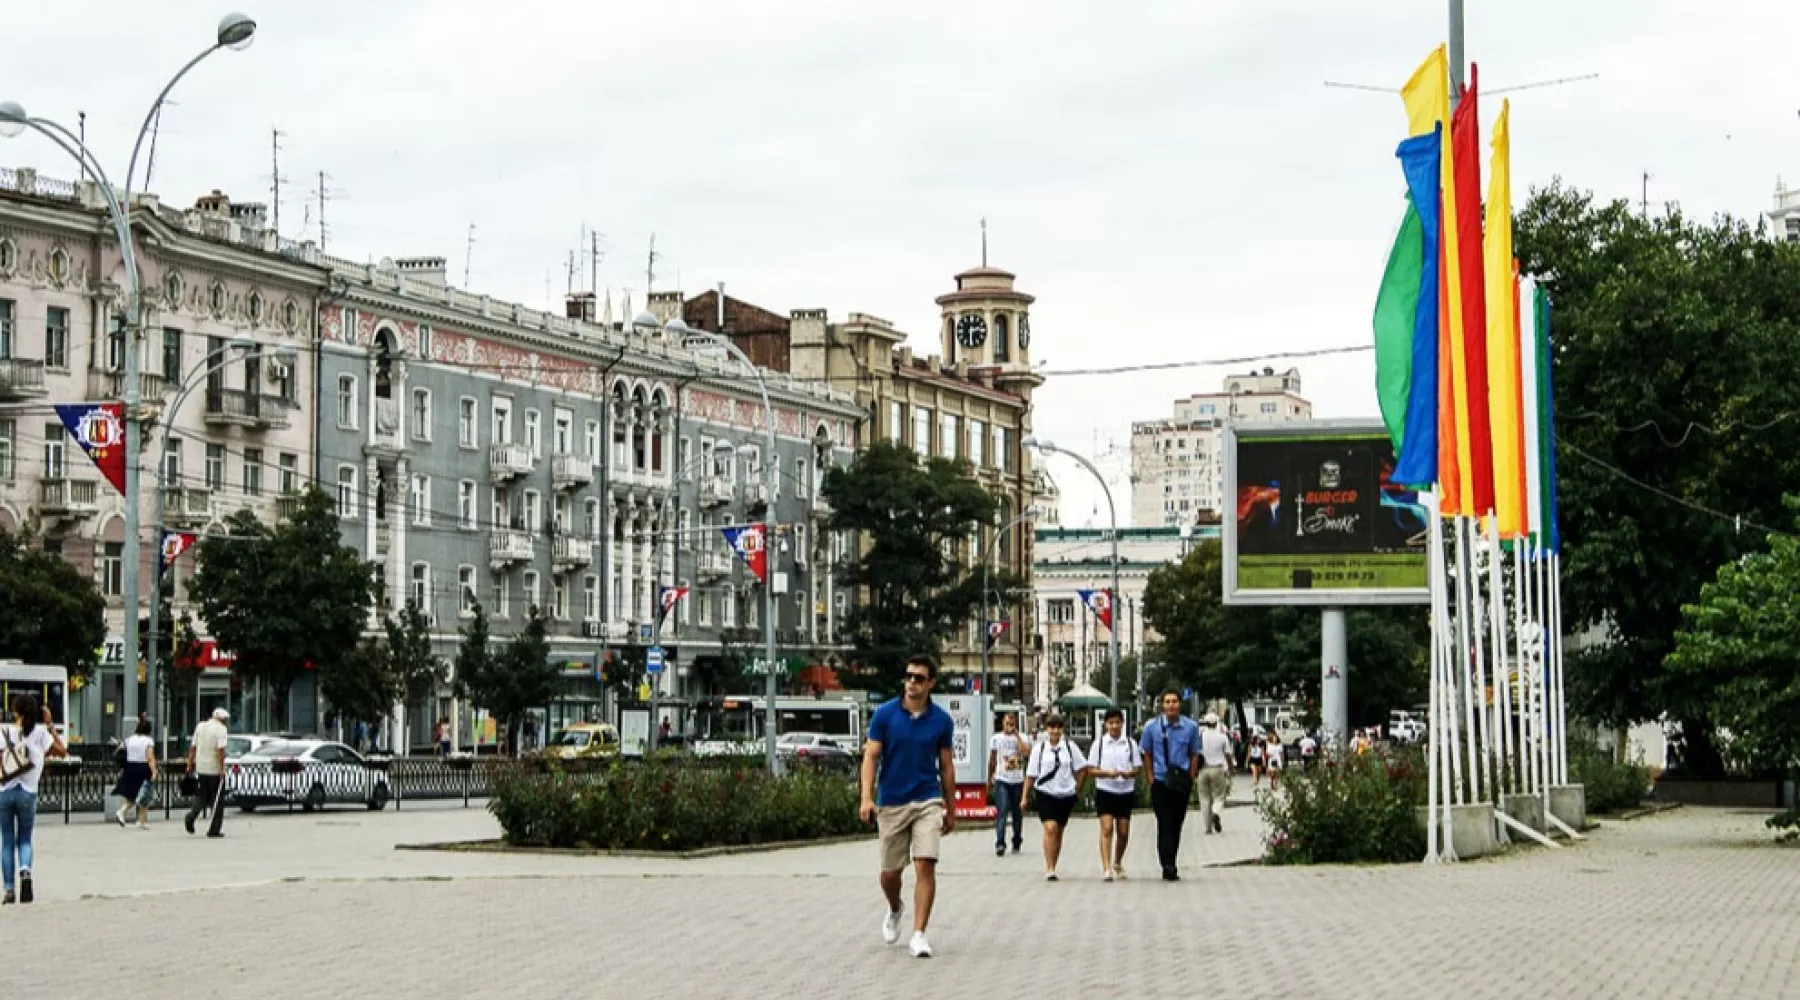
left=1426, top=492, right=1457, bottom=860
left=1550, top=552, right=1568, bottom=784
left=1485, top=525, right=1514, bottom=802
left=1452, top=516, right=1480, bottom=802
left=1469, top=516, right=1496, bottom=801
left=1536, top=545, right=1552, bottom=811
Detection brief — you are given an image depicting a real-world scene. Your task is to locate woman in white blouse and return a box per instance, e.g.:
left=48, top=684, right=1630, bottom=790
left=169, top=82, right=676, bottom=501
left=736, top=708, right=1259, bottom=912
left=1023, top=715, right=1087, bottom=881
left=1085, top=708, right=1142, bottom=881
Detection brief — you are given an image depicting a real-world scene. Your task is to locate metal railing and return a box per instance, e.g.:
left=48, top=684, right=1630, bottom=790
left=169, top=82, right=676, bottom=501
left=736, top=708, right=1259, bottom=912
left=0, top=357, right=47, bottom=398
left=87, top=369, right=168, bottom=400
left=40, top=477, right=100, bottom=512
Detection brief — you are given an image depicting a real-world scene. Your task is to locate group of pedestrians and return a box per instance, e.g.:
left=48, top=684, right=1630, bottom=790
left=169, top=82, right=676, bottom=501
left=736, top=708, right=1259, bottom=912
left=860, top=666, right=1240, bottom=959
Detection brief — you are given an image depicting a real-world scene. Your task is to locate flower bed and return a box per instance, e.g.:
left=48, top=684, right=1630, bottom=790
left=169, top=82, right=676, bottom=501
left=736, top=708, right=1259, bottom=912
left=490, top=759, right=863, bottom=852
left=1257, top=748, right=1427, bottom=864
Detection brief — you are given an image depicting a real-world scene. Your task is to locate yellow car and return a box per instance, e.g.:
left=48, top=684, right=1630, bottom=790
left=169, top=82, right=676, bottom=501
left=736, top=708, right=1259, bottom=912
left=549, top=722, right=620, bottom=760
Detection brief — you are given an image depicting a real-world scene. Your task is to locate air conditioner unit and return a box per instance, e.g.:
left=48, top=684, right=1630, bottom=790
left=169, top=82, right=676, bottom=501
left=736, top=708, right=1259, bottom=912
left=266, top=359, right=290, bottom=381
left=582, top=620, right=603, bottom=638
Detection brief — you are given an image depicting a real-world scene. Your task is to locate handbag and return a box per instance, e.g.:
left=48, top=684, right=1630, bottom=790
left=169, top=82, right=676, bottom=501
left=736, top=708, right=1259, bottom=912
left=0, top=728, right=32, bottom=785
left=1159, top=720, right=1194, bottom=799
left=179, top=772, right=199, bottom=798
left=113, top=743, right=128, bottom=767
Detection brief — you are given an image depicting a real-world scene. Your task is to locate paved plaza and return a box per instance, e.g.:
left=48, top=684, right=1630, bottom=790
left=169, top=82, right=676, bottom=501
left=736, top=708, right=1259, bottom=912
left=12, top=802, right=1798, bottom=999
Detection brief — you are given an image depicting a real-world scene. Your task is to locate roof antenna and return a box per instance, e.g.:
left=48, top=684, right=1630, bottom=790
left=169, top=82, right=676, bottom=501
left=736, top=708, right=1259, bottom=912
left=980, top=217, right=988, bottom=267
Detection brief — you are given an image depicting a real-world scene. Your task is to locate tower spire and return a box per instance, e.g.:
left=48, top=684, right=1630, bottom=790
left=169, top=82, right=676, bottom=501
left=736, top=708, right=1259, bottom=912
left=980, top=217, right=988, bottom=267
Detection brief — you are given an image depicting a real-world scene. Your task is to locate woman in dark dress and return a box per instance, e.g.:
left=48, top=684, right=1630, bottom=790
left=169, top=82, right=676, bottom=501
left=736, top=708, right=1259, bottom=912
left=110, top=717, right=157, bottom=829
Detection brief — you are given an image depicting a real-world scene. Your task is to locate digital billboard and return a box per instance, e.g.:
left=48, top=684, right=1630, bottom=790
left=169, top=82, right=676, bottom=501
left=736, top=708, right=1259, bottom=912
left=1222, top=420, right=1429, bottom=606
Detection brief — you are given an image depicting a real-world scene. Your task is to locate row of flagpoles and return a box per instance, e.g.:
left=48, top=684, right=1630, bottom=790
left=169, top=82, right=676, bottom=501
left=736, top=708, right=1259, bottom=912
left=1374, top=46, right=1572, bottom=862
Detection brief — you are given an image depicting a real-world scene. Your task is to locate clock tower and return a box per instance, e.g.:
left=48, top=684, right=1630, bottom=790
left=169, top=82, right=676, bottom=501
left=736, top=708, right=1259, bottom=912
left=936, top=264, right=1035, bottom=373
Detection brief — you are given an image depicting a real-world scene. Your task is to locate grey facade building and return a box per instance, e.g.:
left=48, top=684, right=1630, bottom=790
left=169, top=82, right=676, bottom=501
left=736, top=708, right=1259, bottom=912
left=309, top=255, right=860, bottom=749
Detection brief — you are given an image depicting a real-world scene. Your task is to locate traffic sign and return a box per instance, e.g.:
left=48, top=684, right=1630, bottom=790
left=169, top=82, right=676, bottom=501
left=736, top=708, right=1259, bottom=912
left=646, top=646, right=665, bottom=675
left=1181, top=688, right=1193, bottom=700
left=637, top=623, right=653, bottom=643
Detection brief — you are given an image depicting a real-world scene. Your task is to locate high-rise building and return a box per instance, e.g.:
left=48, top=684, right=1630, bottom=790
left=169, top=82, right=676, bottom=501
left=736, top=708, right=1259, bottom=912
left=1129, top=367, right=1311, bottom=527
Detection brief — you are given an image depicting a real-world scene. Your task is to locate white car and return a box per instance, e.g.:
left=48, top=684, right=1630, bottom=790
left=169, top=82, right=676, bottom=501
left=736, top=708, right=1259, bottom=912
left=227, top=739, right=392, bottom=812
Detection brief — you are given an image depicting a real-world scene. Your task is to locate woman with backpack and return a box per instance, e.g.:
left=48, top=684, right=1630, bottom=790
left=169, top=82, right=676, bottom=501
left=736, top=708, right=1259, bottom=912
left=1085, top=708, right=1143, bottom=881
left=1023, top=715, right=1087, bottom=881
left=1, top=694, right=68, bottom=904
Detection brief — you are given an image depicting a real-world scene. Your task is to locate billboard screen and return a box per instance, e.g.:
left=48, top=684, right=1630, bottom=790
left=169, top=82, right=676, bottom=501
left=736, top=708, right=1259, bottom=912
left=1222, top=420, right=1429, bottom=606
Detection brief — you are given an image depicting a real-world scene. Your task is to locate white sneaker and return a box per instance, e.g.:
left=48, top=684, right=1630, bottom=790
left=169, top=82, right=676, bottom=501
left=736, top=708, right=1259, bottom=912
left=909, top=931, right=933, bottom=958
left=881, top=905, right=903, bottom=945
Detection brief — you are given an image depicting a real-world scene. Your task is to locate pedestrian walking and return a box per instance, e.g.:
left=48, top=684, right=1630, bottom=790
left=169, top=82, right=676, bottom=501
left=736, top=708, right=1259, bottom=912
left=1197, top=713, right=1234, bottom=833
left=1023, top=715, right=1085, bottom=881
left=184, top=708, right=230, bottom=838
left=986, top=712, right=1028, bottom=857
left=1086, top=708, right=1142, bottom=881
left=1248, top=732, right=1267, bottom=788
left=1, top=694, right=67, bottom=904
left=436, top=717, right=451, bottom=757
left=859, top=654, right=956, bottom=959
left=1139, top=690, right=1200, bottom=881
left=111, top=717, right=158, bottom=829
left=1266, top=733, right=1285, bottom=791
left=1299, top=732, right=1319, bottom=770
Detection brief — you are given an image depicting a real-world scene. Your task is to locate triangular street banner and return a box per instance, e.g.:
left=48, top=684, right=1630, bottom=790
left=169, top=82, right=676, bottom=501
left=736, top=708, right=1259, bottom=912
left=54, top=402, right=127, bottom=495
left=721, top=524, right=768, bottom=583
left=657, top=585, right=689, bottom=625
left=1077, top=588, right=1115, bottom=631
left=985, top=620, right=1008, bottom=651
left=159, top=530, right=198, bottom=574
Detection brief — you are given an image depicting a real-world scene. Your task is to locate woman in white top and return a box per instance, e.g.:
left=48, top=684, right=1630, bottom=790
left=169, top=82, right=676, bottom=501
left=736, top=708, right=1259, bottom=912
left=1085, top=709, right=1143, bottom=881
left=1023, top=715, right=1087, bottom=881
left=1, top=693, right=68, bottom=905
left=1265, top=734, right=1285, bottom=791
left=110, top=716, right=158, bottom=829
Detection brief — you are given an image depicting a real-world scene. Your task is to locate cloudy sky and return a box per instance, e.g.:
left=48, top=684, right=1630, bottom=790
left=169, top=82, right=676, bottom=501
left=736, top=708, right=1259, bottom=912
left=8, top=1, right=1798, bottom=526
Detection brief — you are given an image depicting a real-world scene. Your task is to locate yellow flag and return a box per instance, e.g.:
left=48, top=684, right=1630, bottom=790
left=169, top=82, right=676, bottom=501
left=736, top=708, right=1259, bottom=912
left=1483, top=99, right=1524, bottom=537
left=1401, top=45, right=1449, bottom=139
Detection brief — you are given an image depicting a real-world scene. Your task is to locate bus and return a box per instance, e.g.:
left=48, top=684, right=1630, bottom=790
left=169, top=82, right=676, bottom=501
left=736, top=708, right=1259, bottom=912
left=689, top=696, right=865, bottom=756
left=0, top=662, right=70, bottom=740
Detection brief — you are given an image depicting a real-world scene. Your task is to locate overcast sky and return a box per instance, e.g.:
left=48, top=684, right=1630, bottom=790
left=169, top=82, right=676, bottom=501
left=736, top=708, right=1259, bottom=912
left=8, top=1, right=1798, bottom=527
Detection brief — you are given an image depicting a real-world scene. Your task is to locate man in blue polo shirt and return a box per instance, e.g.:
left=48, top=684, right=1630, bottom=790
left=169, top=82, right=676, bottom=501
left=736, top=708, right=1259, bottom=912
left=860, top=653, right=956, bottom=959
left=1139, top=690, right=1201, bottom=881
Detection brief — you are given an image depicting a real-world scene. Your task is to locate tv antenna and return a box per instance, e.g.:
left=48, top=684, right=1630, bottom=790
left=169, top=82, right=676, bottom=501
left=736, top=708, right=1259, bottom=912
left=463, top=223, right=477, bottom=285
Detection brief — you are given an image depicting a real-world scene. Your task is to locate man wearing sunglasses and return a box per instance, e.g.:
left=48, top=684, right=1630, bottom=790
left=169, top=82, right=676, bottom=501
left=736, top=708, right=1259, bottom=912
left=860, top=654, right=957, bottom=959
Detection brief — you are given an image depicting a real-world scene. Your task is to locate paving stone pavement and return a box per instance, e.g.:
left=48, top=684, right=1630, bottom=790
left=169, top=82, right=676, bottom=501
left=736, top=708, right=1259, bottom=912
left=12, top=803, right=1798, bottom=1000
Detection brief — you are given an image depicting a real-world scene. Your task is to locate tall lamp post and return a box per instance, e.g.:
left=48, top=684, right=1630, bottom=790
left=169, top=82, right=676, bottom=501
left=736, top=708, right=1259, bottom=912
left=980, top=509, right=1037, bottom=711
left=1023, top=438, right=1121, bottom=708
left=0, top=13, right=258, bottom=734
left=641, top=315, right=780, bottom=775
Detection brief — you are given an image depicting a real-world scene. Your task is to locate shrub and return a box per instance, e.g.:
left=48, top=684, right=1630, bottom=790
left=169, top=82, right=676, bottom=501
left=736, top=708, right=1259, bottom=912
left=489, top=759, right=863, bottom=851
left=1768, top=806, right=1798, bottom=843
left=1569, top=740, right=1650, bottom=814
left=1258, top=748, right=1426, bottom=864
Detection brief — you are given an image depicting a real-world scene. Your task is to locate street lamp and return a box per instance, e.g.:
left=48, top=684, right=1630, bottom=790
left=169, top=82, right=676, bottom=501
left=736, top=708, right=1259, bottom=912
left=0, top=13, right=258, bottom=736
left=980, top=508, right=1037, bottom=711
left=1023, top=437, right=1122, bottom=709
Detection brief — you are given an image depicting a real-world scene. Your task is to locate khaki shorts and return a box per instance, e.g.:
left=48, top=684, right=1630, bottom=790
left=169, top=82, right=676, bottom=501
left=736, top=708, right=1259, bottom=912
left=876, top=800, right=945, bottom=871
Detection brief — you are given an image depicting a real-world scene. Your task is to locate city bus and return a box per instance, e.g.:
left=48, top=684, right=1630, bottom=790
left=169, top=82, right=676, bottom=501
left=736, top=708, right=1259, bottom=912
left=689, top=696, right=864, bottom=756
left=0, top=662, right=71, bottom=740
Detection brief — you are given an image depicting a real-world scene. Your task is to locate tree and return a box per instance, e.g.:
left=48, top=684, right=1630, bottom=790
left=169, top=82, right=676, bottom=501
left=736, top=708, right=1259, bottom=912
left=318, top=602, right=440, bottom=736
left=1666, top=500, right=1800, bottom=777
left=1514, top=184, right=1800, bottom=775
left=456, top=604, right=558, bottom=756
left=823, top=440, right=1015, bottom=696
left=387, top=601, right=444, bottom=716
left=188, top=486, right=376, bottom=711
left=0, top=529, right=106, bottom=680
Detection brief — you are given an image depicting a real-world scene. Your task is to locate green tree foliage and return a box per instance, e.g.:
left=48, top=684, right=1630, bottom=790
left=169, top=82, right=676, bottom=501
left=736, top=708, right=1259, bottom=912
left=1666, top=500, right=1800, bottom=778
left=1514, top=184, right=1800, bottom=774
left=318, top=601, right=443, bottom=733
left=456, top=604, right=558, bottom=756
left=823, top=440, right=1015, bottom=695
left=386, top=601, right=444, bottom=710
left=1142, top=540, right=1427, bottom=729
left=0, top=529, right=106, bottom=680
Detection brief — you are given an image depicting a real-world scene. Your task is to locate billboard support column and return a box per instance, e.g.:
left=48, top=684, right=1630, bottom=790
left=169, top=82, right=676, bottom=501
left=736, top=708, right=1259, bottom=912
left=1321, top=608, right=1348, bottom=749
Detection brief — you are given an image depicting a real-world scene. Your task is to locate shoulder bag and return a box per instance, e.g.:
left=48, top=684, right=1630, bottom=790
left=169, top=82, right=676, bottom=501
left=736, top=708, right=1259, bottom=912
left=1160, top=720, right=1194, bottom=798
left=1, top=728, right=33, bottom=785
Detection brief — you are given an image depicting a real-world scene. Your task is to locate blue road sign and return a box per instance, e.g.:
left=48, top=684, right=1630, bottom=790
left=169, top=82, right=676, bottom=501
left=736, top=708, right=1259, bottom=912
left=646, top=646, right=665, bottom=674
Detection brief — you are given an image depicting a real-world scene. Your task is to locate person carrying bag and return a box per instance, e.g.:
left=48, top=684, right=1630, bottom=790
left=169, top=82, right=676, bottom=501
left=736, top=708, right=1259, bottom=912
left=1138, top=691, right=1200, bottom=882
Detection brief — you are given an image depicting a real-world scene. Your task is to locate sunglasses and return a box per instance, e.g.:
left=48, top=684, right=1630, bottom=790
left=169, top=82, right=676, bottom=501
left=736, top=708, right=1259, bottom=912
left=902, top=672, right=932, bottom=684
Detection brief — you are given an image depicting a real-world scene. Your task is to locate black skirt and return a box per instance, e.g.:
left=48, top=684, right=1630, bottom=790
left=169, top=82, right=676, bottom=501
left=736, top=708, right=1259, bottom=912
left=1036, top=791, right=1076, bottom=825
left=1094, top=789, right=1136, bottom=819
left=112, top=760, right=152, bottom=800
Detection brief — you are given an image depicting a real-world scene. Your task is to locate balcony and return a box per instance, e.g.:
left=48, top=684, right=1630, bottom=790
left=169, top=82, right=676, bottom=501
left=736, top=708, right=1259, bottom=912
left=0, top=358, right=46, bottom=400
left=39, top=477, right=99, bottom=518
left=375, top=521, right=393, bottom=555
left=490, top=442, right=534, bottom=482
left=489, top=528, right=534, bottom=568
left=551, top=452, right=593, bottom=491
left=696, top=550, right=733, bottom=580
left=203, top=388, right=290, bottom=430
left=742, top=481, right=769, bottom=510
left=552, top=535, right=594, bottom=572
left=87, top=369, right=167, bottom=401
left=699, top=476, right=732, bottom=508
left=161, top=486, right=212, bottom=528
left=810, top=493, right=832, bottom=520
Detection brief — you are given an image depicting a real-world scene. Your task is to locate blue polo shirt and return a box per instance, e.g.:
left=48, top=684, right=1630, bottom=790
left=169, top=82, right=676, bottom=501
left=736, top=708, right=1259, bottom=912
left=1139, top=715, right=1201, bottom=783
left=867, top=698, right=954, bottom=807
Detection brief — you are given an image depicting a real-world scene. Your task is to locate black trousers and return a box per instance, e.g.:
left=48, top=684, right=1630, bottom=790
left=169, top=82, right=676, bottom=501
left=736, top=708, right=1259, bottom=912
left=185, top=775, right=226, bottom=836
left=1150, top=780, right=1190, bottom=873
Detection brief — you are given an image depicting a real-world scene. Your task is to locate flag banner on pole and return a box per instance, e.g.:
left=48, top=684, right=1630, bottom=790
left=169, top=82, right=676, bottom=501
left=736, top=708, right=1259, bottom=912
left=1374, top=124, right=1443, bottom=487
left=720, top=524, right=768, bottom=583
left=1077, top=588, right=1114, bottom=631
left=1535, top=286, right=1560, bottom=555
left=54, top=402, right=128, bottom=496
left=1483, top=98, right=1526, bottom=538
left=657, top=585, right=689, bottom=625
left=158, top=530, right=197, bottom=574
left=985, top=620, right=1008, bottom=651
left=1449, top=62, right=1494, bottom=517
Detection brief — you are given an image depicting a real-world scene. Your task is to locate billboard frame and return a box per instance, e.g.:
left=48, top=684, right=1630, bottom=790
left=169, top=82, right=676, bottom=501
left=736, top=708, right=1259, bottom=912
left=1221, top=418, right=1429, bottom=607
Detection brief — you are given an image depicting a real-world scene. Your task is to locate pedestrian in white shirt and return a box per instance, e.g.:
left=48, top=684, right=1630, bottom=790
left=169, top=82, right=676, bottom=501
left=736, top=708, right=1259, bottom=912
left=185, top=709, right=230, bottom=838
left=1085, top=709, right=1142, bottom=881
left=1023, top=716, right=1087, bottom=881
left=985, top=713, right=1028, bottom=857
left=1197, top=713, right=1234, bottom=834
left=1, top=694, right=68, bottom=904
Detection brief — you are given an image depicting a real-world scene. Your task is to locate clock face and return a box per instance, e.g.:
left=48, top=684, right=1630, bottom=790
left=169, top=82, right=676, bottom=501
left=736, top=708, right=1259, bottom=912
left=955, top=313, right=988, bottom=348
left=1018, top=314, right=1031, bottom=349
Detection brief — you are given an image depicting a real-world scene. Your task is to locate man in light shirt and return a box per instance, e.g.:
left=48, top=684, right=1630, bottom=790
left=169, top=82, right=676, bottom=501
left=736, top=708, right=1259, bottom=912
left=1197, top=713, right=1234, bottom=834
left=185, top=708, right=230, bottom=838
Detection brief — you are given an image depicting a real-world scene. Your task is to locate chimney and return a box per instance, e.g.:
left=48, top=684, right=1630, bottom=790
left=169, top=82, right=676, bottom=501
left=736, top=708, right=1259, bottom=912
left=647, top=290, right=684, bottom=324
left=394, top=256, right=449, bottom=287
left=566, top=291, right=597, bottom=322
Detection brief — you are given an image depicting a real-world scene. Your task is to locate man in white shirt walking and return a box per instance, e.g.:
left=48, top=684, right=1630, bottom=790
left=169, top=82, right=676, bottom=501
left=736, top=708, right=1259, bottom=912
left=985, top=713, right=1028, bottom=857
left=1197, top=713, right=1234, bottom=834
left=185, top=708, right=230, bottom=838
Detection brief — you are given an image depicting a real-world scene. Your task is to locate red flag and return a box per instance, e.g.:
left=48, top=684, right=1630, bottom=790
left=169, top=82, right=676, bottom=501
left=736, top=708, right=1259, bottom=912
left=54, top=403, right=127, bottom=496
left=1451, top=64, right=1494, bottom=515
left=721, top=525, right=768, bottom=584
left=1078, top=589, right=1114, bottom=631
left=159, top=530, right=198, bottom=574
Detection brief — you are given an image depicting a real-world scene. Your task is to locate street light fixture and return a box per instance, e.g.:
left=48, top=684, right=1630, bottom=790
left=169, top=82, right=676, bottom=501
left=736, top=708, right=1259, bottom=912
left=1023, top=437, right=1124, bottom=711
left=0, top=102, right=25, bottom=139
left=217, top=12, right=258, bottom=50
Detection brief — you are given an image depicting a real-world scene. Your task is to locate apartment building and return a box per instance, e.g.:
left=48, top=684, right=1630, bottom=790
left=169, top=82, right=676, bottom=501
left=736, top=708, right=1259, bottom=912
left=1129, top=367, right=1312, bottom=527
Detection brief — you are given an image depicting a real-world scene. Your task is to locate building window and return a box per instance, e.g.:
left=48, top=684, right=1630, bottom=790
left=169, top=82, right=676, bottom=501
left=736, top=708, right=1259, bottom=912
left=678, top=578, right=693, bottom=625
left=1048, top=599, right=1075, bottom=624
left=162, top=439, right=182, bottom=485
left=940, top=412, right=959, bottom=460
left=994, top=314, right=1010, bottom=362
left=523, top=490, right=542, bottom=535
left=0, top=301, right=12, bottom=359
left=278, top=453, right=298, bottom=494
left=337, top=375, right=357, bottom=429
left=243, top=448, right=263, bottom=497
left=458, top=397, right=478, bottom=448
left=523, top=571, right=540, bottom=616
left=417, top=324, right=433, bottom=358
left=44, top=308, right=69, bottom=370
left=492, top=487, right=510, bottom=529
left=912, top=406, right=931, bottom=454
left=585, top=497, right=601, bottom=539
left=492, top=573, right=510, bottom=620
left=42, top=423, right=65, bottom=479
left=491, top=398, right=512, bottom=445
left=459, top=481, right=478, bottom=530
left=337, top=465, right=359, bottom=519
left=159, top=327, right=182, bottom=382
left=1260, top=401, right=1277, bottom=415
left=205, top=444, right=224, bottom=491
left=410, top=563, right=431, bottom=612
left=584, top=575, right=600, bottom=621
left=0, top=419, right=13, bottom=481
left=103, top=542, right=123, bottom=597
left=586, top=420, right=603, bottom=465
left=105, top=317, right=128, bottom=372
left=412, top=475, right=431, bottom=526
left=888, top=401, right=904, bottom=444
left=553, top=408, right=573, bottom=455
left=524, top=409, right=542, bottom=457
left=697, top=583, right=711, bottom=627
left=411, top=389, right=432, bottom=441
left=553, top=494, right=571, bottom=533
left=678, top=437, right=692, bottom=478
left=459, top=566, right=477, bottom=616
left=552, top=578, right=569, bottom=620
left=796, top=458, right=809, bottom=499
left=722, top=586, right=736, bottom=627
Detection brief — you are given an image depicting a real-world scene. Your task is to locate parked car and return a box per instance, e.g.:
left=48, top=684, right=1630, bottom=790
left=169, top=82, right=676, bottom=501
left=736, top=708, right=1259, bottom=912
left=549, top=722, right=621, bottom=760
left=777, top=732, right=858, bottom=773
left=227, top=739, right=391, bottom=812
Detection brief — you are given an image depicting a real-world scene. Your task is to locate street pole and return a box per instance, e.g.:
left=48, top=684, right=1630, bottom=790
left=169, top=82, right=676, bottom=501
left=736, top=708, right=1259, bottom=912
left=1023, top=439, right=1120, bottom=707
left=981, top=511, right=1037, bottom=711
left=1321, top=608, right=1348, bottom=747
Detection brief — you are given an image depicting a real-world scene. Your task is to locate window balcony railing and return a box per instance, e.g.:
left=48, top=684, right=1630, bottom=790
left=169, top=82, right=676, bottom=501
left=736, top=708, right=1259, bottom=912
left=551, top=452, right=593, bottom=491
left=39, top=477, right=99, bottom=517
left=490, top=442, right=534, bottom=482
left=0, top=358, right=47, bottom=400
